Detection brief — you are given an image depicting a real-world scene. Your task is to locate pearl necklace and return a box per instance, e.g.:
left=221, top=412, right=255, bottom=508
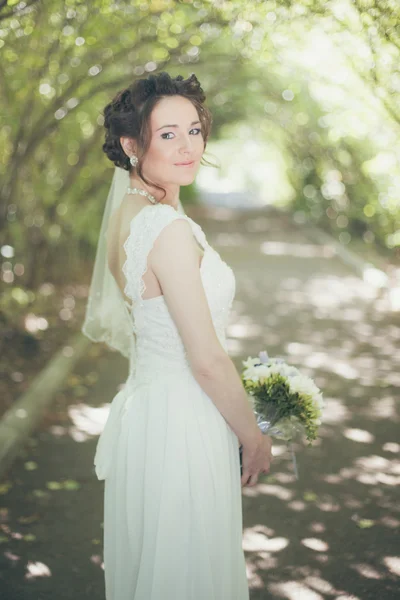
left=126, top=186, right=158, bottom=204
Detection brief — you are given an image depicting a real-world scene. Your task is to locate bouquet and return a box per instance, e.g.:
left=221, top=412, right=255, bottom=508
left=239, top=350, right=324, bottom=479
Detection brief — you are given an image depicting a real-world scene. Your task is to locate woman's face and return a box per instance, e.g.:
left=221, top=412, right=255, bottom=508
left=141, top=95, right=205, bottom=186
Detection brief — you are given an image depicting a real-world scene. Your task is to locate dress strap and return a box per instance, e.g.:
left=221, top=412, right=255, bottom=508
left=123, top=204, right=189, bottom=305
left=184, top=217, right=209, bottom=251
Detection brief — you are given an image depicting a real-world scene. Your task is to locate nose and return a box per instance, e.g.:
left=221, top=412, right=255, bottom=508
left=179, top=133, right=194, bottom=154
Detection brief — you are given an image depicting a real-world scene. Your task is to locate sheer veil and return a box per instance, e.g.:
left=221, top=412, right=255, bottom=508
left=82, top=166, right=186, bottom=374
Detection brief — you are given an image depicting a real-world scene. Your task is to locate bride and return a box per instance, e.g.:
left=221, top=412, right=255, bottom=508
left=82, top=71, right=272, bottom=600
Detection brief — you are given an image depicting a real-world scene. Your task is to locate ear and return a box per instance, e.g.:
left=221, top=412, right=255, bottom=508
left=120, top=136, right=137, bottom=157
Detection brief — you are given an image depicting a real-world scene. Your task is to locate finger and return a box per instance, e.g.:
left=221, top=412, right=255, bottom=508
left=248, top=473, right=258, bottom=487
left=241, top=471, right=251, bottom=487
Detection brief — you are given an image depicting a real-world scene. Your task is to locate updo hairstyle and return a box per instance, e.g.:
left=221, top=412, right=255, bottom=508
left=102, top=72, right=213, bottom=199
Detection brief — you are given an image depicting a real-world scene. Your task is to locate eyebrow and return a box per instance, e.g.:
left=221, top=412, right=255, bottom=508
left=156, top=120, right=201, bottom=132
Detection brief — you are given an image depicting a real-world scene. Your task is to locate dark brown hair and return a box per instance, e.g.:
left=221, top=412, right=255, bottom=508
left=102, top=72, right=214, bottom=200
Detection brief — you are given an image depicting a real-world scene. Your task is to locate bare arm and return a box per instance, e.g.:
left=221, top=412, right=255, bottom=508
left=194, top=356, right=264, bottom=449
left=149, top=218, right=262, bottom=449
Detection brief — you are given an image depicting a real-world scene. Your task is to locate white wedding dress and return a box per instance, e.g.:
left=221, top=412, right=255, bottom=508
left=94, top=204, right=249, bottom=600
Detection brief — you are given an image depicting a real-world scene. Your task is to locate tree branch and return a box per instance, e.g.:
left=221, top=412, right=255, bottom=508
left=0, top=0, right=41, bottom=23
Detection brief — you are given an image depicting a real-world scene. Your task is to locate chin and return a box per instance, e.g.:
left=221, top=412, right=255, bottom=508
left=179, top=176, right=196, bottom=186
left=177, top=169, right=197, bottom=180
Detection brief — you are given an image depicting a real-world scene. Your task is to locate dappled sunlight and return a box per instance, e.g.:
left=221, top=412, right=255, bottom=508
left=380, top=516, right=400, bottom=529
left=343, top=428, right=375, bottom=443
left=301, top=538, right=329, bottom=552
left=245, top=558, right=266, bottom=592
left=287, top=500, right=307, bottom=511
left=25, top=560, right=52, bottom=579
left=323, top=474, right=342, bottom=484
left=355, top=454, right=400, bottom=473
left=318, top=358, right=359, bottom=380
left=227, top=321, right=265, bottom=339
left=383, top=442, right=400, bottom=453
left=304, top=274, right=378, bottom=307
left=260, top=240, right=336, bottom=259
left=269, top=580, right=327, bottom=600
left=286, top=342, right=317, bottom=357
left=243, top=483, right=294, bottom=501
left=363, top=395, right=398, bottom=420
left=304, top=575, right=337, bottom=595
left=324, top=458, right=400, bottom=487
left=243, top=527, right=288, bottom=553
left=352, top=563, right=384, bottom=580
left=317, top=397, right=350, bottom=424
left=315, top=499, right=340, bottom=513
left=353, top=454, right=400, bottom=486
left=3, top=550, right=20, bottom=564
left=383, top=556, right=400, bottom=577
left=270, top=471, right=297, bottom=484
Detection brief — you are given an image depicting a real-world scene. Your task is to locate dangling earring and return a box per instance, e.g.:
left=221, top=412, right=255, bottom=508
left=130, top=155, right=138, bottom=167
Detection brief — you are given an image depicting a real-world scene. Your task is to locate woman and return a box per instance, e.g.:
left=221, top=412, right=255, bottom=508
left=82, top=72, right=272, bottom=600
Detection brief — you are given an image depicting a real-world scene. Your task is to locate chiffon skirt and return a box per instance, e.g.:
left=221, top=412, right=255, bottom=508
left=95, top=367, right=249, bottom=600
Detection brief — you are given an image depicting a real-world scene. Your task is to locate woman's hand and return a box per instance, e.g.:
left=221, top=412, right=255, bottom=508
left=241, top=434, right=272, bottom=487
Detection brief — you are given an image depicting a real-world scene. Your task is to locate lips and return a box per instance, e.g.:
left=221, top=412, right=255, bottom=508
left=175, top=161, right=195, bottom=166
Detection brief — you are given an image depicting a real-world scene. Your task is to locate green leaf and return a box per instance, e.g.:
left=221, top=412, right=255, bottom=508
left=24, top=461, right=38, bottom=471
left=0, top=483, right=12, bottom=495
left=62, top=479, right=81, bottom=490
left=46, top=481, right=62, bottom=490
left=32, top=489, right=49, bottom=498
left=357, top=519, right=375, bottom=529
left=303, top=491, right=318, bottom=502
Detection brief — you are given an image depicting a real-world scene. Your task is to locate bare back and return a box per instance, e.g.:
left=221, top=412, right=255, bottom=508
left=107, top=195, right=204, bottom=306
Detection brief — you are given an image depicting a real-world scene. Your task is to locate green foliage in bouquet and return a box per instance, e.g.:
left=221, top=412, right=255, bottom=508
left=241, top=371, right=320, bottom=444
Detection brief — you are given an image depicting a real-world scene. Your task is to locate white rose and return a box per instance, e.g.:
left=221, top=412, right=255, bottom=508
left=288, top=374, right=319, bottom=397
left=254, top=365, right=271, bottom=378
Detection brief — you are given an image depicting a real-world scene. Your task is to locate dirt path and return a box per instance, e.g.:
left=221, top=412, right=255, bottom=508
left=0, top=206, right=398, bottom=600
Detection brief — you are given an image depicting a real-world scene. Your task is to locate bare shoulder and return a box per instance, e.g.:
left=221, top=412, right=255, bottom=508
left=151, top=214, right=194, bottom=255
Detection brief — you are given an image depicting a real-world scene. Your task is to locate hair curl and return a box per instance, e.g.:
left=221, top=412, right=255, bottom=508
left=102, top=72, right=214, bottom=200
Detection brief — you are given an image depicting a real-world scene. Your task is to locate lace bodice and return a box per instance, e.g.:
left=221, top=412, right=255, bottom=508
left=122, top=204, right=236, bottom=382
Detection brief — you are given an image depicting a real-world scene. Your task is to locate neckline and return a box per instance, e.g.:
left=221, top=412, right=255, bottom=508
left=127, top=203, right=179, bottom=227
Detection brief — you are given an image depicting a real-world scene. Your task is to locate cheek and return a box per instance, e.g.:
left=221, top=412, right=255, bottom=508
left=147, top=139, right=175, bottom=162
left=141, top=145, right=162, bottom=170
left=196, top=133, right=205, bottom=149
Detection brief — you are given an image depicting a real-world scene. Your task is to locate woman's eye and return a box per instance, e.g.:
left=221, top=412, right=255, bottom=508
left=161, top=128, right=202, bottom=140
